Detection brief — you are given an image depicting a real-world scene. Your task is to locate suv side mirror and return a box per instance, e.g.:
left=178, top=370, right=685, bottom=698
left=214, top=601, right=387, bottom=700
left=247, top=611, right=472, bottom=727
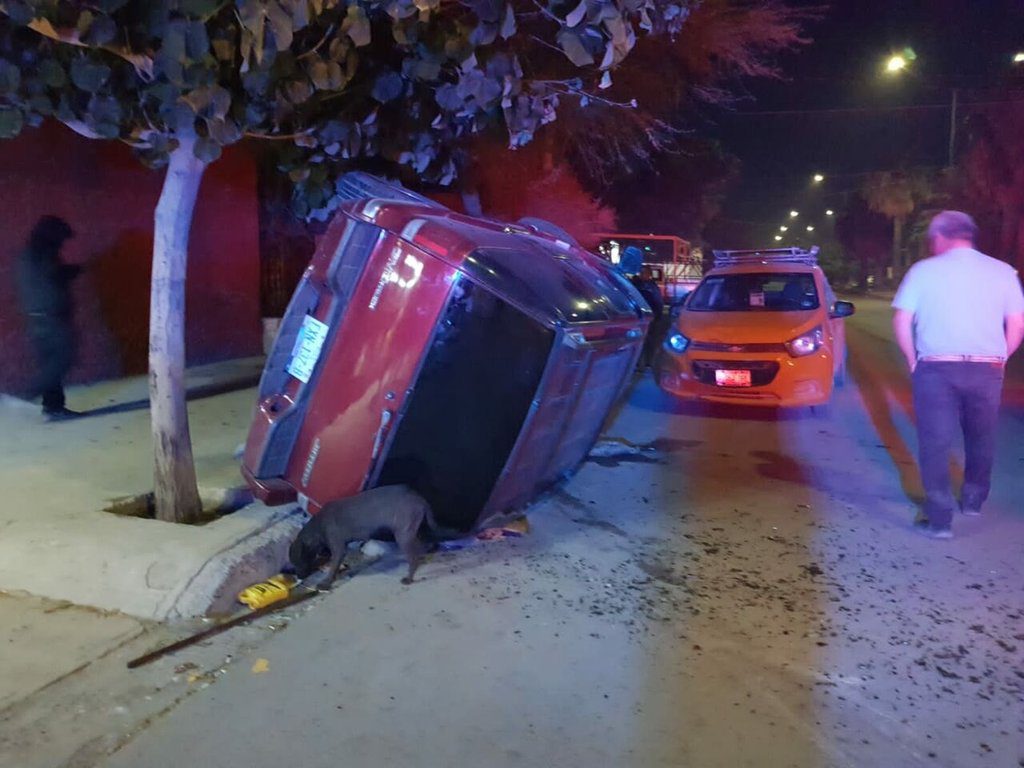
left=831, top=300, right=855, bottom=319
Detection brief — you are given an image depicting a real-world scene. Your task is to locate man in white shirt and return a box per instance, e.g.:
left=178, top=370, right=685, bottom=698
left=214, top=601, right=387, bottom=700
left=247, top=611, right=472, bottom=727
left=892, top=211, right=1024, bottom=538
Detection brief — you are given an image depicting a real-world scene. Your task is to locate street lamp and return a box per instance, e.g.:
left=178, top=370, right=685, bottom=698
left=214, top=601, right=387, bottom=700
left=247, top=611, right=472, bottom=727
left=806, top=225, right=815, bottom=232
left=1013, top=52, right=1024, bottom=64
left=825, top=209, right=834, bottom=216
left=812, top=173, right=825, bottom=183
left=885, top=54, right=908, bottom=74
left=780, top=225, right=788, bottom=232
left=880, top=49, right=959, bottom=166
left=789, top=210, right=799, bottom=218
left=774, top=235, right=782, bottom=242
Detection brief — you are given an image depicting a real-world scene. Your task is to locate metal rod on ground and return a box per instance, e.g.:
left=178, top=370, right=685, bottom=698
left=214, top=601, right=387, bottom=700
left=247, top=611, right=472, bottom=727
left=127, top=588, right=321, bottom=669
left=127, top=554, right=377, bottom=669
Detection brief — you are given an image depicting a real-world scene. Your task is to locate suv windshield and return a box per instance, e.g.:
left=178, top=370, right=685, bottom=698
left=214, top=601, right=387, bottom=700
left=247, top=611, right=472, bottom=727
left=687, top=272, right=819, bottom=312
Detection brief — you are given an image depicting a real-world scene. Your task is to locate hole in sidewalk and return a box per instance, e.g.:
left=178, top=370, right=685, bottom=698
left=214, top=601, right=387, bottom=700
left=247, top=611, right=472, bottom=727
left=104, top=487, right=253, bottom=526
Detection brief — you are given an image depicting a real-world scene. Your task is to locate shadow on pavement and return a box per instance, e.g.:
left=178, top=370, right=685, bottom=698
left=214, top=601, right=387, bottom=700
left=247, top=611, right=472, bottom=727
left=629, top=376, right=815, bottom=423
left=845, top=328, right=925, bottom=505
left=74, top=375, right=262, bottom=419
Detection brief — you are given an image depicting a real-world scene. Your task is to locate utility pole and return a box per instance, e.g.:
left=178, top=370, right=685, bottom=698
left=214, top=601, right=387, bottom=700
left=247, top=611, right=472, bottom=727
left=948, top=88, right=959, bottom=166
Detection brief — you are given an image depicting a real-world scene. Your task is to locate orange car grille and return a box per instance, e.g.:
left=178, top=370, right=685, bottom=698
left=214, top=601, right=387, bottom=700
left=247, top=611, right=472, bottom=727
left=689, top=341, right=788, bottom=353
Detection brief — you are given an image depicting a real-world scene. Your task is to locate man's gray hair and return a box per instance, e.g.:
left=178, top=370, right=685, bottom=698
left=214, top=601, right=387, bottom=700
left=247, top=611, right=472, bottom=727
left=928, top=210, right=978, bottom=242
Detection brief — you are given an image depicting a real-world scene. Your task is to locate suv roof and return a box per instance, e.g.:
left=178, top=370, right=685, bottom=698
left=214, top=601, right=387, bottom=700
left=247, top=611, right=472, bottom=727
left=707, top=246, right=822, bottom=276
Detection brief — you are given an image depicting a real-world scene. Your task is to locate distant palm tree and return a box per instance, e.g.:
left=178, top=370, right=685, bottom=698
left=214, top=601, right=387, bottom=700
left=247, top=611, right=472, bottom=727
left=863, top=171, right=930, bottom=279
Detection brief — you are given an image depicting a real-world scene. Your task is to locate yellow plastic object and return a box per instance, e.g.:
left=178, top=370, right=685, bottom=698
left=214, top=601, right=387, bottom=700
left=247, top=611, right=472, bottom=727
left=237, top=574, right=296, bottom=610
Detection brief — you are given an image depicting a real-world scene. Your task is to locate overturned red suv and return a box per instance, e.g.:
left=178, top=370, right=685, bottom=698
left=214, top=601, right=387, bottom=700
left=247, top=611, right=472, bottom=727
left=242, top=175, right=651, bottom=532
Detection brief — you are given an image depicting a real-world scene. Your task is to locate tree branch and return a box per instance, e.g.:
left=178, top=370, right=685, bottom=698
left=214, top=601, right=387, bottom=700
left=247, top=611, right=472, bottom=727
left=0, top=9, right=156, bottom=80
left=244, top=129, right=315, bottom=140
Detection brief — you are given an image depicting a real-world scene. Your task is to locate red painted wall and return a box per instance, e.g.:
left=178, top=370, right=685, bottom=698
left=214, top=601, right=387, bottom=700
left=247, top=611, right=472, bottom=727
left=0, top=122, right=261, bottom=394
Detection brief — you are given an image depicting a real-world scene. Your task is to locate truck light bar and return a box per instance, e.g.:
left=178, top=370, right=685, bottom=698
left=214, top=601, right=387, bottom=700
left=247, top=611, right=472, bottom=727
left=712, top=246, right=820, bottom=268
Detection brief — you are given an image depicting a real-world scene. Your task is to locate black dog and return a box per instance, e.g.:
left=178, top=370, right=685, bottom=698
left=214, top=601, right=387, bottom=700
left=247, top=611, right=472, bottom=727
left=289, top=485, right=437, bottom=588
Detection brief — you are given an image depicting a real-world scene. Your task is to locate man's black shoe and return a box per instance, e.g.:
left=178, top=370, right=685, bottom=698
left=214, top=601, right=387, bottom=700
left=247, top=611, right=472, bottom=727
left=43, top=407, right=83, bottom=422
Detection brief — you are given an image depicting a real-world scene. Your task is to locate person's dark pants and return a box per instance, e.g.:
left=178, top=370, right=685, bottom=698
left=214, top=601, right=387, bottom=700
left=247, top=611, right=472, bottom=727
left=640, top=311, right=668, bottom=369
left=912, top=361, right=1004, bottom=529
left=27, top=316, right=75, bottom=413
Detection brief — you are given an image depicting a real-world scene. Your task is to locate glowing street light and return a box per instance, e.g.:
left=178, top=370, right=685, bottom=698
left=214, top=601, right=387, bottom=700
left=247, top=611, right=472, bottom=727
left=806, top=225, right=815, bottom=232
left=789, top=210, right=799, bottom=218
left=774, top=235, right=783, bottom=241
left=883, top=48, right=916, bottom=76
left=826, top=209, right=834, bottom=216
left=812, top=173, right=825, bottom=183
left=885, top=54, right=908, bottom=73
left=780, top=225, right=788, bottom=232
left=1013, top=52, right=1024, bottom=64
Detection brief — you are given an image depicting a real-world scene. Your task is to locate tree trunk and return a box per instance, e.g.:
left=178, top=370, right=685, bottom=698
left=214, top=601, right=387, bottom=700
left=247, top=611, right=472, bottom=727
left=150, top=133, right=207, bottom=524
left=891, top=215, right=904, bottom=279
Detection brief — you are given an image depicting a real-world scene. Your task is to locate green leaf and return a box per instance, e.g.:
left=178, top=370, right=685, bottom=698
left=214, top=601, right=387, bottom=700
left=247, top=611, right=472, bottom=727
left=39, top=59, right=67, bottom=89
left=371, top=71, right=404, bottom=103
left=565, top=0, right=588, bottom=27
left=285, top=79, right=313, bottom=103
left=0, top=60, right=21, bottom=93
left=70, top=58, right=112, bottom=93
left=556, top=29, right=594, bottom=66
left=186, top=21, right=210, bottom=60
left=84, top=15, right=118, bottom=46
left=500, top=5, right=516, bottom=39
left=97, top=0, right=132, bottom=12
left=212, top=38, right=236, bottom=62
left=28, top=94, right=55, bottom=115
left=309, top=60, right=331, bottom=89
left=178, top=0, right=223, bottom=16
left=469, top=22, right=497, bottom=47
left=87, top=94, right=122, bottom=126
left=0, top=108, right=24, bottom=138
left=266, top=1, right=295, bottom=51
left=344, top=5, right=371, bottom=47
left=76, top=11, right=96, bottom=36
left=193, top=136, right=222, bottom=162
left=92, top=121, right=121, bottom=139
left=435, top=83, right=462, bottom=111
left=207, top=117, right=243, bottom=145
left=4, top=2, right=34, bottom=25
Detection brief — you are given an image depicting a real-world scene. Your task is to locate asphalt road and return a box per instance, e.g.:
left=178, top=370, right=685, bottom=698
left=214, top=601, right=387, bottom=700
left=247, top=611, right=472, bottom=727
left=86, top=297, right=1024, bottom=768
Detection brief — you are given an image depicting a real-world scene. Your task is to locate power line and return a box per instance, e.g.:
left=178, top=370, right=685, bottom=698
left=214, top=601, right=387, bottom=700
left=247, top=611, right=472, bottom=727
left=722, top=98, right=1024, bottom=117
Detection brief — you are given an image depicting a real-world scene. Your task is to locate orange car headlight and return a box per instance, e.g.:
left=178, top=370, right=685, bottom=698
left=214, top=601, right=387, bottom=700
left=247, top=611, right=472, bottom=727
left=786, top=326, right=824, bottom=357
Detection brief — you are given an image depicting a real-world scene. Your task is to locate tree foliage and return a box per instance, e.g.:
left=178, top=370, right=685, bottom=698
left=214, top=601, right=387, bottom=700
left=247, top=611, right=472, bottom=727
left=543, top=0, right=811, bottom=186
left=949, top=106, right=1024, bottom=269
left=0, top=0, right=687, bottom=219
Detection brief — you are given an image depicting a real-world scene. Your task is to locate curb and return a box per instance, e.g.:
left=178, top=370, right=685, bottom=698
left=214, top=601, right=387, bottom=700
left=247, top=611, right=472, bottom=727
left=160, top=504, right=307, bottom=620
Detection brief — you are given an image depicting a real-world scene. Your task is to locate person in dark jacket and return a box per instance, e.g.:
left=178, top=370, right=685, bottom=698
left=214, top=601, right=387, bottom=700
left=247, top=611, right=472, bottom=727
left=619, top=247, right=665, bottom=369
left=15, top=216, right=82, bottom=420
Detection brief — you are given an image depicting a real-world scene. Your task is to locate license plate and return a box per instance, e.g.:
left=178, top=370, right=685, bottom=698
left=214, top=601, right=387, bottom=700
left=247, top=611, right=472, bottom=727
left=715, top=369, right=752, bottom=387
left=286, top=315, right=330, bottom=384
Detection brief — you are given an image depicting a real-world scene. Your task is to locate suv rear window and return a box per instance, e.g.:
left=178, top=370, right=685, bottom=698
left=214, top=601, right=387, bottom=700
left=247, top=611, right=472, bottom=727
left=687, top=272, right=819, bottom=312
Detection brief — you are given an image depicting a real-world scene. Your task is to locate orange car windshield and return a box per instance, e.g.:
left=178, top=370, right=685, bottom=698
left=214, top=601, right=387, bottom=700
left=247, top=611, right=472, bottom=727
left=687, top=272, right=819, bottom=312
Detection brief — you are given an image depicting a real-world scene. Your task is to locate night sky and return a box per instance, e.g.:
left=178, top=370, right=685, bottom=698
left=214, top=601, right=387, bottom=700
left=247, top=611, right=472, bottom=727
left=705, top=0, right=1024, bottom=249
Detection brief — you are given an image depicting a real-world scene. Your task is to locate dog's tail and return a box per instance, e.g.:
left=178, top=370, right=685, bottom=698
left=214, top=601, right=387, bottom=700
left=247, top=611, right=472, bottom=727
left=422, top=504, right=466, bottom=541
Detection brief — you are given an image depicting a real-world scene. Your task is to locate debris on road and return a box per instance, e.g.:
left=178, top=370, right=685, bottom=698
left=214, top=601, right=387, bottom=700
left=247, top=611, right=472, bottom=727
left=436, top=517, right=529, bottom=551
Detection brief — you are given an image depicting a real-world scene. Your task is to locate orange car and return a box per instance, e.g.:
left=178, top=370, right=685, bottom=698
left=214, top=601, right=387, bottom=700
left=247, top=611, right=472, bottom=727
left=657, top=247, right=855, bottom=408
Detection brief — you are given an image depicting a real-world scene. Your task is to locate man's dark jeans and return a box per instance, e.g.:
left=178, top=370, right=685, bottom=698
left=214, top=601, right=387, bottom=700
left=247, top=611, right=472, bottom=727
left=912, top=361, right=1004, bottom=529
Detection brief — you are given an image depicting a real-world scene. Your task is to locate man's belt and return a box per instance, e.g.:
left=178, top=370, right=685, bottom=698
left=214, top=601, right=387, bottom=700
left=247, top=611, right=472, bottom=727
left=919, top=354, right=1005, bottom=364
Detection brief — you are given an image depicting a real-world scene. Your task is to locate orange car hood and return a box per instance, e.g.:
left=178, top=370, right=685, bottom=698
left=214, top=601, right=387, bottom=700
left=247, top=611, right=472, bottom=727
left=677, top=310, right=820, bottom=344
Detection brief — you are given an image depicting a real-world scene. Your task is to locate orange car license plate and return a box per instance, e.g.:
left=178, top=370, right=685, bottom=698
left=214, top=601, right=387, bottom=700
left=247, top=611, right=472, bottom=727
left=715, top=369, right=752, bottom=387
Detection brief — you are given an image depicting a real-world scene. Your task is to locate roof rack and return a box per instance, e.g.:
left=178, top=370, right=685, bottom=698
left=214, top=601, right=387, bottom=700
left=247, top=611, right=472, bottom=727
left=712, top=246, right=819, bottom=268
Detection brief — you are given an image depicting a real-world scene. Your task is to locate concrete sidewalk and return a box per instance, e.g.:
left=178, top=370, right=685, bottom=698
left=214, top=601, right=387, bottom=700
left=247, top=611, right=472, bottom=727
left=0, top=358, right=303, bottom=621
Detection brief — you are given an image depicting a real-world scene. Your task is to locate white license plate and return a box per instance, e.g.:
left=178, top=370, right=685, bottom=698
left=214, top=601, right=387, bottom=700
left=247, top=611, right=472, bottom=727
left=286, top=315, right=330, bottom=384
left=715, top=369, right=752, bottom=387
